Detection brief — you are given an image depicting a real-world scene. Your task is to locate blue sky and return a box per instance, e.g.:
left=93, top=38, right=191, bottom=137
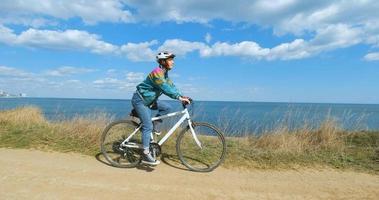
left=0, top=0, right=378, bottom=103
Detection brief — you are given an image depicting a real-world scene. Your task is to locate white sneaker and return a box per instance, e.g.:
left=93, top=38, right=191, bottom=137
left=141, top=152, right=160, bottom=166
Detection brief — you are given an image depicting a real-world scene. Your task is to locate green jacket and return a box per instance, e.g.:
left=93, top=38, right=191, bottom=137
left=136, top=66, right=182, bottom=106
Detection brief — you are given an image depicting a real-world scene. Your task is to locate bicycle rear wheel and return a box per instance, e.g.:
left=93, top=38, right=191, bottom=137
left=100, top=120, right=142, bottom=168
left=176, top=122, right=226, bottom=172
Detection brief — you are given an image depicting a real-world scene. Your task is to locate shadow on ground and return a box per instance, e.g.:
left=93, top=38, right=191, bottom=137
left=95, top=152, right=190, bottom=172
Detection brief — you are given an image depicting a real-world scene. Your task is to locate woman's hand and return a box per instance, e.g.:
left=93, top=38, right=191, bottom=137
left=179, top=96, right=191, bottom=105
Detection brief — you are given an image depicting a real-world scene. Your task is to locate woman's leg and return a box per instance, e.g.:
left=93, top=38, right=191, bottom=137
left=154, top=100, right=172, bottom=133
left=156, top=100, right=172, bottom=116
left=131, top=93, right=153, bottom=150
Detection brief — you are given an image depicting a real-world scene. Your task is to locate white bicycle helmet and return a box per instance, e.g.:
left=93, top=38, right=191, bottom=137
left=156, top=51, right=175, bottom=62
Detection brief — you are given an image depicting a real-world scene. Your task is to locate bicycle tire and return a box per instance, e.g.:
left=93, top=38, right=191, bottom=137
left=100, top=120, right=142, bottom=168
left=176, top=122, right=226, bottom=172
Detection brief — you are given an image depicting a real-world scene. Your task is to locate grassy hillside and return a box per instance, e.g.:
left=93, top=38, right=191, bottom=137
left=0, top=106, right=378, bottom=173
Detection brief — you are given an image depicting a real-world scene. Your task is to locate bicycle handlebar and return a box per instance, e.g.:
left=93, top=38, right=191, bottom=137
left=181, top=98, right=193, bottom=109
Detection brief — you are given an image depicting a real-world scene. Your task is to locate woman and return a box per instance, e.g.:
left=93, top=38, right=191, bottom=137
left=131, top=51, right=191, bottom=165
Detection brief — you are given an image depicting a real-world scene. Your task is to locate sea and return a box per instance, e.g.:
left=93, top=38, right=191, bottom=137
left=1, top=97, right=378, bottom=136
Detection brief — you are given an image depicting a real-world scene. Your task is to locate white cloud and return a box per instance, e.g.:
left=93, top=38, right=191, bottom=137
left=0, top=66, right=34, bottom=77
left=364, top=52, right=379, bottom=61
left=199, top=24, right=366, bottom=60
left=94, top=78, right=121, bottom=85
left=120, top=40, right=157, bottom=61
left=0, top=65, right=148, bottom=96
left=308, top=24, right=363, bottom=52
left=273, top=3, right=340, bottom=36
left=200, top=41, right=270, bottom=59
left=158, top=39, right=207, bottom=56
left=44, top=66, right=96, bottom=77
left=123, top=1, right=379, bottom=35
left=93, top=77, right=133, bottom=91
left=268, top=39, right=309, bottom=60
left=0, top=66, right=48, bottom=93
left=0, top=26, right=118, bottom=54
left=0, top=0, right=133, bottom=26
left=0, top=23, right=370, bottom=61
left=93, top=71, right=144, bottom=91
left=123, top=0, right=379, bottom=59
left=0, top=17, right=57, bottom=28
left=199, top=39, right=306, bottom=60
left=0, top=25, right=157, bottom=61
left=126, top=72, right=144, bottom=82
left=0, top=25, right=18, bottom=44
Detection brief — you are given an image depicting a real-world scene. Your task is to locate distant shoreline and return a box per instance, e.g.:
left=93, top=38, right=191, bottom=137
left=0, top=96, right=25, bottom=98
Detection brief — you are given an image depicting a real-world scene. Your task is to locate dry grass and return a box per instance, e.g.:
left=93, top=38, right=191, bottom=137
left=0, top=107, right=112, bottom=154
left=53, top=113, right=113, bottom=146
left=0, top=106, right=46, bottom=126
left=252, top=118, right=344, bottom=153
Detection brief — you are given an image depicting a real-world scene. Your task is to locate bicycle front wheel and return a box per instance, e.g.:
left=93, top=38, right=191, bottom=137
left=100, top=120, right=142, bottom=168
left=176, top=122, right=226, bottom=172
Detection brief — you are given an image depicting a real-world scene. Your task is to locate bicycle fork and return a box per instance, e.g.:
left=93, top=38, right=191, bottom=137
left=188, top=120, right=203, bottom=149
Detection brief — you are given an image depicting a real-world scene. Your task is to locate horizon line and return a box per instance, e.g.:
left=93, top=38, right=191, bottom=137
left=3, top=96, right=379, bottom=106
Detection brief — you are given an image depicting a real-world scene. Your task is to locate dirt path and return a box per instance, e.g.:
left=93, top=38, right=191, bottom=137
left=0, top=148, right=378, bottom=200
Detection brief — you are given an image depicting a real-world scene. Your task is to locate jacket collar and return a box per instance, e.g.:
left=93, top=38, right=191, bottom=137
left=159, top=65, right=168, bottom=74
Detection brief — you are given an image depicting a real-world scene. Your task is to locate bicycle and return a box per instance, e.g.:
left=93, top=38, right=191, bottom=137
left=100, top=100, right=226, bottom=172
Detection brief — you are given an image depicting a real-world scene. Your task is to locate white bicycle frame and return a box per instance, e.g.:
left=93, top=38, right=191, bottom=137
left=121, top=107, right=202, bottom=149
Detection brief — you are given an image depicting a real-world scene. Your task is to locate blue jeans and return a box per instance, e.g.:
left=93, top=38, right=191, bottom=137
left=131, top=92, right=172, bottom=149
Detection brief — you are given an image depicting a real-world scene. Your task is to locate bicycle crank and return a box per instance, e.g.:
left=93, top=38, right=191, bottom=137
left=150, top=142, right=162, bottom=157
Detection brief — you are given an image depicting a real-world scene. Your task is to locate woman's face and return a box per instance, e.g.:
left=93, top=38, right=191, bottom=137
left=165, top=58, right=175, bottom=70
